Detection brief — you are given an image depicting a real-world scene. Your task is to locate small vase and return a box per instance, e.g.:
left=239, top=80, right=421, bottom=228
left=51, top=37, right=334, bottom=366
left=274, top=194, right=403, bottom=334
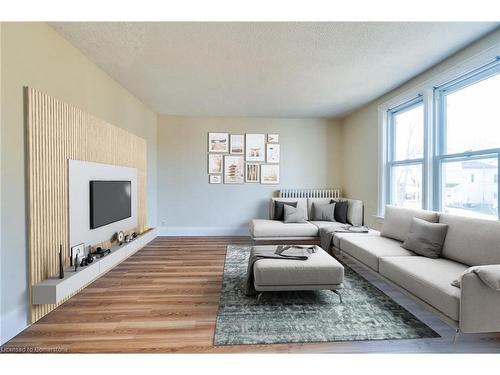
left=59, top=245, right=64, bottom=279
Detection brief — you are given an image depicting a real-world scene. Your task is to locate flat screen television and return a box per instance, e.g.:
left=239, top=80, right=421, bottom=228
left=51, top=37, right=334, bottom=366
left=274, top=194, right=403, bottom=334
left=90, top=180, right=131, bottom=229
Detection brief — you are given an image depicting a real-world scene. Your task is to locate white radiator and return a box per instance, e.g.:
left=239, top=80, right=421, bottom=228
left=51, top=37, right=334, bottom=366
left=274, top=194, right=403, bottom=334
left=279, top=189, right=341, bottom=199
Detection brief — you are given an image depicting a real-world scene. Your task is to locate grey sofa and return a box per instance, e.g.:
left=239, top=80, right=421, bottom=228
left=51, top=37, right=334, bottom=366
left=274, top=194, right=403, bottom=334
left=334, top=205, right=500, bottom=334
left=249, top=197, right=366, bottom=240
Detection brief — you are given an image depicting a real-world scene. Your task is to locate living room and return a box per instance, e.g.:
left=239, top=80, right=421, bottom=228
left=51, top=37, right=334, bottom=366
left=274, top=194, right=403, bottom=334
left=1, top=1, right=499, bottom=372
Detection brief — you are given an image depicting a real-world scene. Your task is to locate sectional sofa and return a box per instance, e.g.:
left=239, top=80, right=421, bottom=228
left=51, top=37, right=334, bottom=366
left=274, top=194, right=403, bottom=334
left=335, top=205, right=500, bottom=334
left=250, top=199, right=500, bottom=334
left=250, top=197, right=367, bottom=241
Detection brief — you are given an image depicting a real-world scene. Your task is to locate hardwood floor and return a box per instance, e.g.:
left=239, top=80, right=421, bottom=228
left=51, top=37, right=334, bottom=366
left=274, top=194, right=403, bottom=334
left=2, top=236, right=500, bottom=353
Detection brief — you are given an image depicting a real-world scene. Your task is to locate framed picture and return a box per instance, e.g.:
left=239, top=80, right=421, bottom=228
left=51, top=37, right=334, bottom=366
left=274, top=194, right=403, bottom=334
left=224, top=155, right=244, bottom=184
left=268, top=134, right=279, bottom=143
left=230, top=134, right=244, bottom=154
left=266, top=143, right=280, bottom=163
left=245, top=163, right=260, bottom=183
left=208, top=132, right=229, bottom=153
left=260, top=164, right=280, bottom=184
left=209, top=175, right=222, bottom=184
left=245, top=133, right=265, bottom=162
left=208, top=154, right=223, bottom=174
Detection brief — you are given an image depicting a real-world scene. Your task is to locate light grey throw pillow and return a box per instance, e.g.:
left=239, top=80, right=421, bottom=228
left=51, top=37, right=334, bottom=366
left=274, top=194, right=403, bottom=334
left=311, top=202, right=336, bottom=222
left=401, top=217, right=448, bottom=258
left=283, top=204, right=308, bottom=223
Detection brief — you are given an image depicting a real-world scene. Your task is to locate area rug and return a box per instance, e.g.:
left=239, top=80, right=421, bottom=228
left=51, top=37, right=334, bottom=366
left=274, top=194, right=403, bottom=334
left=213, top=245, right=440, bottom=345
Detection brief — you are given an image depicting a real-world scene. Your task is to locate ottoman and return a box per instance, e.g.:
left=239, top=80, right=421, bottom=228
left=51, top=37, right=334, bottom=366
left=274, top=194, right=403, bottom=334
left=251, top=245, right=344, bottom=301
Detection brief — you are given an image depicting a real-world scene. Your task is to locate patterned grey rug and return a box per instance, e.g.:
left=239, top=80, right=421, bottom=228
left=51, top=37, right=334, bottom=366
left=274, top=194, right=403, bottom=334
left=213, top=245, right=440, bottom=345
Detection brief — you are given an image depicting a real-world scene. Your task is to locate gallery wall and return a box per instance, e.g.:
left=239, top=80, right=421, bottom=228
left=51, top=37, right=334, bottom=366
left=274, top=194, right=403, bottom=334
left=341, top=28, right=500, bottom=230
left=0, top=23, right=158, bottom=344
left=157, top=115, right=344, bottom=235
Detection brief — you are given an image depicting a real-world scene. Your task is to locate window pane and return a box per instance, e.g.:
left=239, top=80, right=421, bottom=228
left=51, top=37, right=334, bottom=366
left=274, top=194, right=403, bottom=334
left=442, top=158, right=498, bottom=220
left=444, top=73, right=500, bottom=154
left=394, top=104, right=424, bottom=160
left=390, top=164, right=422, bottom=209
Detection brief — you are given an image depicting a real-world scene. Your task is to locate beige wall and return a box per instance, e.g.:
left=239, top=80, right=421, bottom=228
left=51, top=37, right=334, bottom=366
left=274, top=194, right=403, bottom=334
left=0, top=22, right=157, bottom=343
left=157, top=116, right=343, bottom=233
left=341, top=28, right=500, bottom=230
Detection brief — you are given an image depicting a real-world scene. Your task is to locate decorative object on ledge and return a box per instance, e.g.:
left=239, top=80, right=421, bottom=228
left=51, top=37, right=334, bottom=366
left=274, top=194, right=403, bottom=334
left=58, top=245, right=64, bottom=279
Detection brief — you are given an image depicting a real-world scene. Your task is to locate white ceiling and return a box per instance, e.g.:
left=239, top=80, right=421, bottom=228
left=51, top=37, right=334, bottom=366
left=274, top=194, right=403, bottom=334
left=50, top=22, right=498, bottom=118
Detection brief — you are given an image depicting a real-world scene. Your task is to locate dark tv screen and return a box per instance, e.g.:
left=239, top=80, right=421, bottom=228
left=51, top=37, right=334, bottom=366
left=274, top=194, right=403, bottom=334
left=90, top=180, right=131, bottom=229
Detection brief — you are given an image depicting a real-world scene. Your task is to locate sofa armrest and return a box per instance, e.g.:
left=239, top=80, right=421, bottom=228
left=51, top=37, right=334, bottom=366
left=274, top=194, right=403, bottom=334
left=460, top=271, right=500, bottom=333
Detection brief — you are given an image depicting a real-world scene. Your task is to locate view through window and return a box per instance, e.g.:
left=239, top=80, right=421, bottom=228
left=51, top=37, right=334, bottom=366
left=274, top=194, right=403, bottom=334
left=385, top=60, right=499, bottom=220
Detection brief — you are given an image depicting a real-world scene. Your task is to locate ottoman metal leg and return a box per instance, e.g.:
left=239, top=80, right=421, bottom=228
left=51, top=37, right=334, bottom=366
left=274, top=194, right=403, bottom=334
left=332, top=290, right=343, bottom=303
left=256, top=292, right=264, bottom=303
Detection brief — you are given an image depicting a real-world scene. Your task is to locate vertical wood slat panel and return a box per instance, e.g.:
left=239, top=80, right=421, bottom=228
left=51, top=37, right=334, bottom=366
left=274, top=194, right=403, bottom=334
left=27, top=87, right=148, bottom=323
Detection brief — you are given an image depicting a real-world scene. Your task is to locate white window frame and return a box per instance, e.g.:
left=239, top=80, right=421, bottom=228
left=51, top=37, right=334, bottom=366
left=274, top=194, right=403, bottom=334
left=378, top=48, right=500, bottom=220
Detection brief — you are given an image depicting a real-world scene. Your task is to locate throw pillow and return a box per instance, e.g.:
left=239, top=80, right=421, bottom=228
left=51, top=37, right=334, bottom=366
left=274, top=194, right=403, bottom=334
left=401, top=217, right=449, bottom=258
left=331, top=199, right=348, bottom=224
left=283, top=204, right=308, bottom=223
left=274, top=201, right=297, bottom=221
left=312, top=202, right=336, bottom=222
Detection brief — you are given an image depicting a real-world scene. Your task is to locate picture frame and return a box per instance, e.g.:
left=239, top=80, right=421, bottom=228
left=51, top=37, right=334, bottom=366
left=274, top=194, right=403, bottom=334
left=224, top=155, right=245, bottom=184
left=245, top=133, right=265, bottom=162
left=245, top=163, right=260, bottom=183
left=260, top=164, right=280, bottom=184
left=208, top=132, right=229, bottom=153
left=70, top=243, right=85, bottom=265
left=230, top=134, right=244, bottom=155
left=209, top=175, right=222, bottom=184
left=266, top=143, right=280, bottom=163
left=267, top=134, right=279, bottom=143
left=208, top=153, right=223, bottom=174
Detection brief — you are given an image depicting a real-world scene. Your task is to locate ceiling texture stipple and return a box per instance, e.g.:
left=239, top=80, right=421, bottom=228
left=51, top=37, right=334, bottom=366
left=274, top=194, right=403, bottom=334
left=50, top=22, right=499, bottom=118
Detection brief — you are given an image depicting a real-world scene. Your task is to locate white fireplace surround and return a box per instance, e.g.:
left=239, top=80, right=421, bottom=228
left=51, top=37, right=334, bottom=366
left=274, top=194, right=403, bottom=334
left=68, top=159, right=138, bottom=254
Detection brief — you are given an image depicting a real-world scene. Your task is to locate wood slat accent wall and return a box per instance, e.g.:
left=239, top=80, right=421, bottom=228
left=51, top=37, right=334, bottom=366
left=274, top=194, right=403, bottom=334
left=26, top=87, right=148, bottom=323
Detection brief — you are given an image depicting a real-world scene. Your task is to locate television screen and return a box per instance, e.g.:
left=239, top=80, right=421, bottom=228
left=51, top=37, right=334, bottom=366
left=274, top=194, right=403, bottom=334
left=90, top=180, right=131, bottom=229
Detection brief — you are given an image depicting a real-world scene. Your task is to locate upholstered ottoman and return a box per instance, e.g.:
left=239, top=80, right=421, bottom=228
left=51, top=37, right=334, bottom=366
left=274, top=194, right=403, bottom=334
left=251, top=245, right=344, bottom=301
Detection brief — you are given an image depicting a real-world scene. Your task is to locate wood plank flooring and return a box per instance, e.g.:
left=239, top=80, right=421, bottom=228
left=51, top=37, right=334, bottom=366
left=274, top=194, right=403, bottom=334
left=2, top=236, right=500, bottom=353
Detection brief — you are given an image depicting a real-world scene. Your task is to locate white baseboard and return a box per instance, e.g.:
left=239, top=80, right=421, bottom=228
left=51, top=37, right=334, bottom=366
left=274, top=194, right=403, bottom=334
left=158, top=226, right=248, bottom=236
left=1, top=305, right=30, bottom=345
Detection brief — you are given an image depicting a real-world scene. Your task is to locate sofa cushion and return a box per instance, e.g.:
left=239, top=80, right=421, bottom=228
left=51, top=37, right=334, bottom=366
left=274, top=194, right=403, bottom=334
left=381, top=205, right=439, bottom=242
left=253, top=245, right=344, bottom=286
left=311, top=202, right=336, bottom=222
left=271, top=198, right=308, bottom=221
left=439, top=214, right=500, bottom=266
left=307, top=198, right=364, bottom=226
left=379, top=256, right=468, bottom=321
left=332, top=200, right=348, bottom=223
left=309, top=221, right=346, bottom=231
left=401, top=217, right=449, bottom=259
left=283, top=205, right=308, bottom=223
left=250, top=219, right=318, bottom=238
left=274, top=200, right=297, bottom=220
left=340, top=234, right=414, bottom=271
left=332, top=229, right=380, bottom=249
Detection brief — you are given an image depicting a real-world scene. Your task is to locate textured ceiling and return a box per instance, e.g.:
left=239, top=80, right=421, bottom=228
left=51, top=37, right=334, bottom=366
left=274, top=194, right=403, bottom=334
left=50, top=22, right=498, bottom=118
